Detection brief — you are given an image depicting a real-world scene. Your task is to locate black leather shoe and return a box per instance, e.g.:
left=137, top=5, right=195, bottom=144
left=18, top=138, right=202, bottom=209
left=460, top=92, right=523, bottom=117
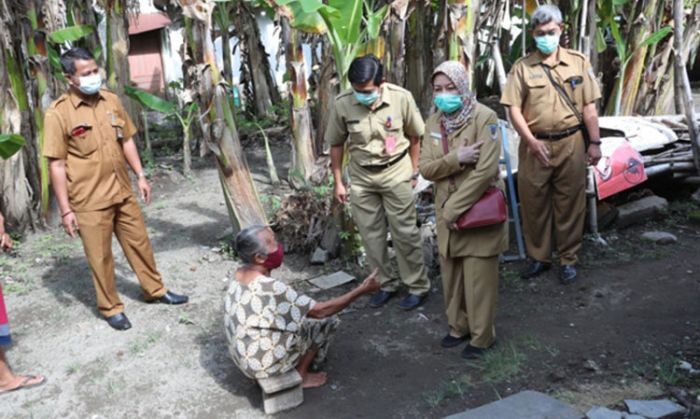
left=398, top=293, right=426, bottom=311
left=559, top=265, right=578, bottom=285
left=368, top=290, right=396, bottom=308
left=152, top=291, right=189, bottom=305
left=520, top=261, right=552, bottom=279
left=461, top=343, right=494, bottom=359
left=441, top=334, right=469, bottom=348
left=106, top=313, right=132, bottom=331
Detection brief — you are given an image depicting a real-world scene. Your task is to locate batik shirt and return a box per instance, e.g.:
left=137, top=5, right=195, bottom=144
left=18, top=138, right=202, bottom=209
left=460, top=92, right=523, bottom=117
left=224, top=275, right=317, bottom=379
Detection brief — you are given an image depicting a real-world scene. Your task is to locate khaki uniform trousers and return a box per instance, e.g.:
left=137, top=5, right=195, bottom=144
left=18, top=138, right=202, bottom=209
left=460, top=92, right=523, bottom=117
left=75, top=195, right=166, bottom=317
left=517, top=132, right=587, bottom=266
left=349, top=154, right=430, bottom=295
left=440, top=254, right=499, bottom=348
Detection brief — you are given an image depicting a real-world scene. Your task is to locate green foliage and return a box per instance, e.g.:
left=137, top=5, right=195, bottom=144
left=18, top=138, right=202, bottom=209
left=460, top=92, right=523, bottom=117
left=48, top=25, right=95, bottom=43
left=125, top=86, right=176, bottom=114
left=0, top=134, right=25, bottom=159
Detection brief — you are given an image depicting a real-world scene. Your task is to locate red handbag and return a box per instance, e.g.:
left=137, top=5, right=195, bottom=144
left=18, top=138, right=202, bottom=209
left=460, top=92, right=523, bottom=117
left=440, top=123, right=507, bottom=230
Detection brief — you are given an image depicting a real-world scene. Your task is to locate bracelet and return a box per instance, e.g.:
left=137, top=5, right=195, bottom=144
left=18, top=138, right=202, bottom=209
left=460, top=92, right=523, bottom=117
left=137, top=171, right=146, bottom=178
left=61, top=210, right=73, bottom=217
left=589, top=140, right=602, bottom=145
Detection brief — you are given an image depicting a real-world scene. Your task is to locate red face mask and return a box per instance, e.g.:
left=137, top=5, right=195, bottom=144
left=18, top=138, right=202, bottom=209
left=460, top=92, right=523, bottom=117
left=262, top=243, right=284, bottom=270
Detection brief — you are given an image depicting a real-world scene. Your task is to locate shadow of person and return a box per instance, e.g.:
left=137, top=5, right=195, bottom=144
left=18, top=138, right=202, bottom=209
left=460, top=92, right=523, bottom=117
left=40, top=255, right=149, bottom=319
left=196, top=314, right=262, bottom=411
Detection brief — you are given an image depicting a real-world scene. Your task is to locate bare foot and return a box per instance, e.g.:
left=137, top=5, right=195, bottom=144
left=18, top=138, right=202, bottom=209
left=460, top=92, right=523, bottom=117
left=300, top=371, right=327, bottom=388
left=0, top=374, right=46, bottom=393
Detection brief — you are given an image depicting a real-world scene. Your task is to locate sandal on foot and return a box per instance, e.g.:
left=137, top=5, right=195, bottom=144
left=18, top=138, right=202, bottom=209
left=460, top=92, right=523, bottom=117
left=0, top=374, right=46, bottom=395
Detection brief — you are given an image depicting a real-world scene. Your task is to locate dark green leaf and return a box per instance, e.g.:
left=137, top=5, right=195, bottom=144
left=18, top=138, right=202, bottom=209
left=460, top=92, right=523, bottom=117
left=49, top=25, right=94, bottom=44
left=365, top=5, right=388, bottom=40
left=124, top=86, right=176, bottom=114
left=0, top=134, right=25, bottom=159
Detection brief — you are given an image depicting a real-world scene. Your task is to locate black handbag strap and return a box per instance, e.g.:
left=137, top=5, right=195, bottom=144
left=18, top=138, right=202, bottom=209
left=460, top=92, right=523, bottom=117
left=541, top=64, right=583, bottom=125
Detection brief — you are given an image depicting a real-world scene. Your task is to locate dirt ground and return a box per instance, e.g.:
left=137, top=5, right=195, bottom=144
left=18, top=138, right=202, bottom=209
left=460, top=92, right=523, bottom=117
left=1, top=138, right=699, bottom=419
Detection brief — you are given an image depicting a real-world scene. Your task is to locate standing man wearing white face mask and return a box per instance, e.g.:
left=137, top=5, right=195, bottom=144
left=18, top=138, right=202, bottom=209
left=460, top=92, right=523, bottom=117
left=43, top=48, right=188, bottom=331
left=325, top=55, right=430, bottom=310
left=501, top=5, right=602, bottom=284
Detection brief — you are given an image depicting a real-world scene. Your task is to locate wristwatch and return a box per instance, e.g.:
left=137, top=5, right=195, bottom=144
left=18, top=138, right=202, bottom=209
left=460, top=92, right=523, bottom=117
left=411, top=171, right=420, bottom=180
left=589, top=140, right=602, bottom=145
left=137, top=171, right=146, bottom=178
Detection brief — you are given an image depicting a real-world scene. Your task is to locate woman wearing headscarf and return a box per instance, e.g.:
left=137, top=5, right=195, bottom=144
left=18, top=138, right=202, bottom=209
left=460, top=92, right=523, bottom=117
left=419, top=61, right=508, bottom=359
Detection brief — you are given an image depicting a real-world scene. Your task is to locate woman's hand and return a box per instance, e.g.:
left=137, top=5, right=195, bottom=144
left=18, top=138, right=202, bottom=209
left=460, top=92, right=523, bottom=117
left=358, top=268, right=380, bottom=294
left=456, top=141, right=484, bottom=165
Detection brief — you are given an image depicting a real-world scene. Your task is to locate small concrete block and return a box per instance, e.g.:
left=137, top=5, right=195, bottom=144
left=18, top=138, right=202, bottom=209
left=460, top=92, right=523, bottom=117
left=622, top=415, right=646, bottom=419
left=262, top=384, right=303, bottom=414
left=444, top=390, right=583, bottom=419
left=309, top=271, right=355, bottom=290
left=692, top=188, right=700, bottom=204
left=641, top=231, right=678, bottom=245
left=616, top=196, right=668, bottom=227
left=310, top=247, right=329, bottom=265
left=257, top=370, right=302, bottom=394
left=624, top=399, right=686, bottom=419
left=586, top=406, right=624, bottom=419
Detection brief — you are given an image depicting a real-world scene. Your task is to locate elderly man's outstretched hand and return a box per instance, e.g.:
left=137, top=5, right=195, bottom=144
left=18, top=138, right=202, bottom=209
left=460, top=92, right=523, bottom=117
left=360, top=268, right=380, bottom=294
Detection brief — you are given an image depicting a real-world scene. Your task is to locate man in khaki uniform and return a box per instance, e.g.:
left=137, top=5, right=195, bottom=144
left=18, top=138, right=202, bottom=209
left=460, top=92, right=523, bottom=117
left=43, top=48, right=188, bottom=331
left=501, top=5, right=602, bottom=284
left=326, top=55, right=430, bottom=310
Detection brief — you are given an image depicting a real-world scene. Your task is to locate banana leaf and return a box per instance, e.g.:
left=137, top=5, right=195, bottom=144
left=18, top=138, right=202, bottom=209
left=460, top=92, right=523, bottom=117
left=124, top=86, right=176, bottom=114
left=0, top=134, right=25, bottom=159
left=48, top=25, right=94, bottom=44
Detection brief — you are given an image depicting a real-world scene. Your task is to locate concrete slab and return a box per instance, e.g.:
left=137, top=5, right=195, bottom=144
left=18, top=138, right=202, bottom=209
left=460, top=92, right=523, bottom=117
left=641, top=231, right=678, bottom=245
left=257, top=370, right=302, bottom=394
left=586, top=406, right=624, bottom=419
left=309, top=271, right=355, bottom=290
left=262, top=384, right=303, bottom=414
left=624, top=399, right=686, bottom=419
left=444, top=390, right=583, bottom=419
left=616, top=196, right=668, bottom=228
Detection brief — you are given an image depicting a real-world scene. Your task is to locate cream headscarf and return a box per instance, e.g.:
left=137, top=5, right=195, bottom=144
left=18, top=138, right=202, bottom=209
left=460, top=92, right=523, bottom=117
left=432, top=61, right=476, bottom=135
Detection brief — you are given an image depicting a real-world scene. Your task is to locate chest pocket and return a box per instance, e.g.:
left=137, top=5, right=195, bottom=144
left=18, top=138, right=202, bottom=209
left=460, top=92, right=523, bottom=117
left=68, top=128, right=98, bottom=157
left=111, top=117, right=126, bottom=142
left=524, top=76, right=549, bottom=106
left=346, top=120, right=371, bottom=145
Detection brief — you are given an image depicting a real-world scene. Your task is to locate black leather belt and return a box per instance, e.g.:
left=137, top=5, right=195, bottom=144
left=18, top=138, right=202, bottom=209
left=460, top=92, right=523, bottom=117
left=535, top=124, right=582, bottom=141
left=361, top=149, right=408, bottom=173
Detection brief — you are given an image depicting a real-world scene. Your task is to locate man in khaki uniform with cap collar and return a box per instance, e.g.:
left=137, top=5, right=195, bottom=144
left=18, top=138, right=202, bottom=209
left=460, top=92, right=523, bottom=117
left=501, top=4, right=602, bottom=284
left=43, top=47, right=188, bottom=331
left=326, top=54, right=430, bottom=310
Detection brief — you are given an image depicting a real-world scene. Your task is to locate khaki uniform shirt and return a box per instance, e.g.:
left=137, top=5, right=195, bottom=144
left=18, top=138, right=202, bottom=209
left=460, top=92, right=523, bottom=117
left=43, top=89, right=137, bottom=212
left=419, top=104, right=508, bottom=258
left=325, top=83, right=424, bottom=166
left=500, top=48, right=601, bottom=134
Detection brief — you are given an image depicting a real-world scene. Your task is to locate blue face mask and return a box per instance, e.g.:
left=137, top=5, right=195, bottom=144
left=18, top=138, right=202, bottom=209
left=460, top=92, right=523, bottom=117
left=434, top=94, right=463, bottom=114
left=78, top=73, right=103, bottom=95
left=534, top=34, right=560, bottom=55
left=353, top=89, right=379, bottom=107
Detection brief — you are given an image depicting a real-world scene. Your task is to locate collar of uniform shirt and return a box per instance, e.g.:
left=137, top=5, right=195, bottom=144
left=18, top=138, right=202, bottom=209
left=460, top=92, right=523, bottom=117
left=352, top=83, right=392, bottom=108
left=525, top=48, right=573, bottom=68
left=68, top=89, right=107, bottom=109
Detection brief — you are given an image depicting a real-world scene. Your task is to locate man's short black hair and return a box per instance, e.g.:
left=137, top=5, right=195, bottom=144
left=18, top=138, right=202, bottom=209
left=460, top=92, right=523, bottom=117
left=60, top=47, right=95, bottom=75
left=348, top=54, right=383, bottom=86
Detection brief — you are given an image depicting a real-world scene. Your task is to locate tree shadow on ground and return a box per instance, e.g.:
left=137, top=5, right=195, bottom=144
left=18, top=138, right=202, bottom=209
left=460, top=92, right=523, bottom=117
left=40, top=256, right=148, bottom=318
left=195, top=315, right=261, bottom=411
left=142, top=202, right=230, bottom=251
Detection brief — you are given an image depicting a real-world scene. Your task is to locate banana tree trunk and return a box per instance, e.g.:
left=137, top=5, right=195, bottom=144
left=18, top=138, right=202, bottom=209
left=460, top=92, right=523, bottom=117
left=236, top=2, right=280, bottom=119
left=447, top=0, right=479, bottom=90
left=105, top=0, right=137, bottom=122
left=674, top=0, right=700, bottom=173
left=0, top=1, right=36, bottom=231
left=315, top=40, right=337, bottom=155
left=283, top=18, right=317, bottom=189
left=180, top=0, right=266, bottom=232
left=618, top=0, right=660, bottom=115
left=385, top=0, right=409, bottom=86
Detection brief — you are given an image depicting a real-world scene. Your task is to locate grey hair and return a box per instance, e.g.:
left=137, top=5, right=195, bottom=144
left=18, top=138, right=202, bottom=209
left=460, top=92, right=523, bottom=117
left=531, top=5, right=563, bottom=28
left=234, top=225, right=269, bottom=264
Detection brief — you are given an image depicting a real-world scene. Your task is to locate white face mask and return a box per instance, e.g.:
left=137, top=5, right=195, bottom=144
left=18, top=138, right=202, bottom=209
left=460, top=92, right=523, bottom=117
left=77, top=73, right=102, bottom=95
